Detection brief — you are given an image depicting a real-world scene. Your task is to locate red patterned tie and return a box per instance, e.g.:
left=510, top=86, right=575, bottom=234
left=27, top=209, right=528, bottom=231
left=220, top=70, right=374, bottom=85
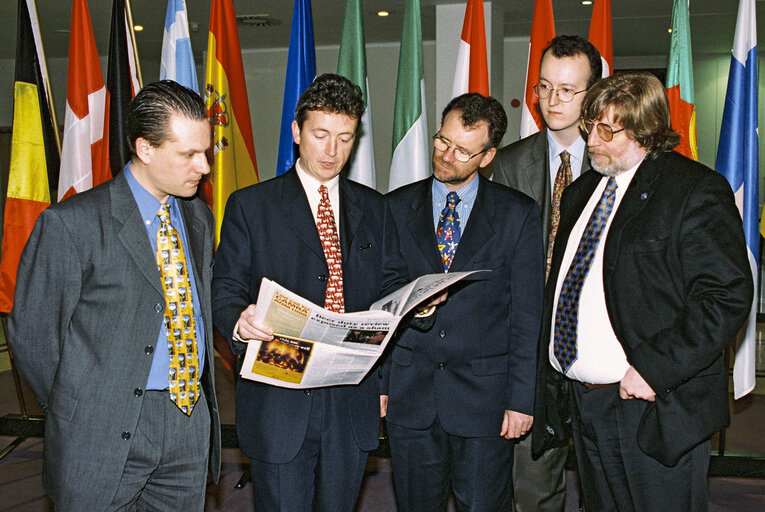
left=316, top=185, right=344, bottom=312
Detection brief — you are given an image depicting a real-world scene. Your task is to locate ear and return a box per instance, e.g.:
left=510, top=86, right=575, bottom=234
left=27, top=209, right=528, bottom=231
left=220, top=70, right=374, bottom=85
left=478, top=147, right=497, bottom=168
left=134, top=137, right=154, bottom=165
left=291, top=120, right=301, bottom=145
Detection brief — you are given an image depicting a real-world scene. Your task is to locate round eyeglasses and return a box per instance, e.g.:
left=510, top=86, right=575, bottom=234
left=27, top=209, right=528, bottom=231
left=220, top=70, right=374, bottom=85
left=579, top=118, right=627, bottom=142
left=432, top=134, right=488, bottom=163
left=534, top=83, right=587, bottom=103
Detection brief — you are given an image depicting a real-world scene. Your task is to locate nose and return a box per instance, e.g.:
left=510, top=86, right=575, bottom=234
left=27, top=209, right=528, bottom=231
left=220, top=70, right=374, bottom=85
left=547, top=90, right=561, bottom=107
left=587, top=127, right=601, bottom=146
left=325, top=138, right=338, bottom=157
left=440, top=145, right=456, bottom=163
left=197, top=153, right=211, bottom=175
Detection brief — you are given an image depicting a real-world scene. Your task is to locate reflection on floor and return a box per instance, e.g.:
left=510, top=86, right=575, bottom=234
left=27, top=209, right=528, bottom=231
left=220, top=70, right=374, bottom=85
left=1, top=354, right=764, bottom=511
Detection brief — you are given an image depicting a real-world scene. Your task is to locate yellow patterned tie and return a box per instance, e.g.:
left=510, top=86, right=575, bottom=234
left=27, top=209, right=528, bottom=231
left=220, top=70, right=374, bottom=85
left=547, top=150, right=572, bottom=281
left=157, top=204, right=200, bottom=415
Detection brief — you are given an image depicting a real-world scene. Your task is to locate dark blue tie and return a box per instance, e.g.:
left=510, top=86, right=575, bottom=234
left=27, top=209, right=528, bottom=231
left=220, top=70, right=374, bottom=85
left=553, top=177, right=617, bottom=373
left=436, top=192, right=461, bottom=271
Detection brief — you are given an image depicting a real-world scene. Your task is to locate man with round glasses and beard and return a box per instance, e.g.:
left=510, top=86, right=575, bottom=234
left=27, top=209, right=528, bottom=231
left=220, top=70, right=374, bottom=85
left=533, top=70, right=752, bottom=511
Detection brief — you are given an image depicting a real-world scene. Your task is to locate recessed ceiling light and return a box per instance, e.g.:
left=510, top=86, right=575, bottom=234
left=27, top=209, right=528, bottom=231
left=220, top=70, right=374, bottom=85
left=378, top=11, right=389, bottom=17
left=668, top=28, right=673, bottom=34
left=582, top=1, right=593, bottom=5
left=133, top=25, right=143, bottom=31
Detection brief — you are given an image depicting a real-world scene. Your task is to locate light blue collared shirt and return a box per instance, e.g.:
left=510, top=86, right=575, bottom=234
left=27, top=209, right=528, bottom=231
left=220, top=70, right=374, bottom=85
left=547, top=131, right=586, bottom=200
left=431, top=175, right=480, bottom=231
left=124, top=164, right=206, bottom=390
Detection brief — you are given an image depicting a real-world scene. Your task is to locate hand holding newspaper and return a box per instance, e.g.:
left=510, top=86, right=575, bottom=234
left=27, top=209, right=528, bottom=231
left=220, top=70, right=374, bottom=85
left=239, top=270, right=487, bottom=388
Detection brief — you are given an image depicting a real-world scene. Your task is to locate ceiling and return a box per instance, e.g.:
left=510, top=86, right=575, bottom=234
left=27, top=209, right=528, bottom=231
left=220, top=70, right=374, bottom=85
left=0, top=1, right=758, bottom=64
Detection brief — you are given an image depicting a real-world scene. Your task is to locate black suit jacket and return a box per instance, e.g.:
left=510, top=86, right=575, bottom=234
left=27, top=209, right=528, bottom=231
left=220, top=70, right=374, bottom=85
left=532, top=151, right=753, bottom=466
left=382, top=175, right=544, bottom=437
left=212, top=168, right=392, bottom=463
left=493, top=130, right=591, bottom=243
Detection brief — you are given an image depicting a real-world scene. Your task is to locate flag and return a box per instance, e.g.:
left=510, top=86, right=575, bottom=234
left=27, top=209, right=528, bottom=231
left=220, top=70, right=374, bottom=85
left=666, top=0, right=698, bottom=160
left=451, top=0, right=489, bottom=97
left=716, top=0, right=758, bottom=399
left=388, top=0, right=429, bottom=192
left=276, top=0, right=316, bottom=175
left=107, top=0, right=141, bottom=178
left=588, top=0, right=613, bottom=77
left=0, top=0, right=59, bottom=313
left=204, top=0, right=259, bottom=245
left=58, top=0, right=110, bottom=201
left=520, top=0, right=555, bottom=138
left=337, top=0, right=376, bottom=188
left=160, top=0, right=198, bottom=92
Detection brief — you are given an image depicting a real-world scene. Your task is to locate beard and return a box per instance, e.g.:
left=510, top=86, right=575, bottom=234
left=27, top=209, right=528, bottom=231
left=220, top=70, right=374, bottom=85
left=589, top=150, right=628, bottom=176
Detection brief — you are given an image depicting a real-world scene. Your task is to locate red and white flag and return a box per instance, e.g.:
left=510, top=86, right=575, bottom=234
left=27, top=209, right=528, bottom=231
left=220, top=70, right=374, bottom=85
left=520, top=0, right=555, bottom=138
left=451, top=0, right=489, bottom=98
left=588, top=0, right=613, bottom=77
left=58, top=0, right=110, bottom=201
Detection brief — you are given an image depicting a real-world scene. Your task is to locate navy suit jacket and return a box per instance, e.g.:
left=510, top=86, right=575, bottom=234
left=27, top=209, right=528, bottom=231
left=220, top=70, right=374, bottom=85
left=382, top=175, right=544, bottom=437
left=212, top=168, right=392, bottom=463
left=531, top=151, right=753, bottom=466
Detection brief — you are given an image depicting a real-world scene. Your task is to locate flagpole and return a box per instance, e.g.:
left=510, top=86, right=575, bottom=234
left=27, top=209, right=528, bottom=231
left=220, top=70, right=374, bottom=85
left=124, top=0, right=143, bottom=88
left=27, top=0, right=61, bottom=157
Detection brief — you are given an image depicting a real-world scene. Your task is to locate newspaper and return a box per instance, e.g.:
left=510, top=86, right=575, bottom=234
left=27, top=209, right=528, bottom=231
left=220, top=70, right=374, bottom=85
left=239, top=270, right=486, bottom=388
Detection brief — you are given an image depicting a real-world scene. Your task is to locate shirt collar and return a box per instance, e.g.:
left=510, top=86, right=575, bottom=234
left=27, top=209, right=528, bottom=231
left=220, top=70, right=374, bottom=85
left=432, top=174, right=480, bottom=205
left=547, top=130, right=587, bottom=163
left=124, top=162, right=177, bottom=222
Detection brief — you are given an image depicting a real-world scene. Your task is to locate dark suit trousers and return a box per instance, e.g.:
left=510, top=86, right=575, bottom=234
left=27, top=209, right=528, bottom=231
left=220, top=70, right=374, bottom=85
left=571, top=383, right=710, bottom=512
left=108, top=389, right=211, bottom=511
left=249, top=387, right=368, bottom=512
left=512, top=434, right=567, bottom=512
left=388, top=418, right=514, bottom=512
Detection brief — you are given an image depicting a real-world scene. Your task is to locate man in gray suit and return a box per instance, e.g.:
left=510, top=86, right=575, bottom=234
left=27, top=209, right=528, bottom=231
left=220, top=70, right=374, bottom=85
left=10, top=80, right=220, bottom=511
left=493, top=35, right=601, bottom=512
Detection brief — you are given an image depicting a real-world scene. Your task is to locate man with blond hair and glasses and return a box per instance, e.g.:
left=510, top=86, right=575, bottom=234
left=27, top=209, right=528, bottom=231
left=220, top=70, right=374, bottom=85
left=532, top=70, right=752, bottom=511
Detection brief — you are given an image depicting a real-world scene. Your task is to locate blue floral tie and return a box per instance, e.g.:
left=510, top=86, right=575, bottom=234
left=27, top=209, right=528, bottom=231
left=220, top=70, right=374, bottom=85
left=553, top=177, right=617, bottom=373
left=436, top=192, right=461, bottom=271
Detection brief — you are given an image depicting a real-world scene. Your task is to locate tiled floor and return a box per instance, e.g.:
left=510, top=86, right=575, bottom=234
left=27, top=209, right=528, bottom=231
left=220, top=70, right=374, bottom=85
left=1, top=349, right=764, bottom=510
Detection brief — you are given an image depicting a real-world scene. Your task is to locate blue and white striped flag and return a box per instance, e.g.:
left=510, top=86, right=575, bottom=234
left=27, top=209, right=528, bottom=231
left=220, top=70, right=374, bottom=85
left=715, top=0, right=758, bottom=399
left=160, top=0, right=198, bottom=92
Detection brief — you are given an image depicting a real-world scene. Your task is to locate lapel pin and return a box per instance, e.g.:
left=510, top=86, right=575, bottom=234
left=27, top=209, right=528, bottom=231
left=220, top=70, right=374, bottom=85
left=359, top=243, right=373, bottom=251
left=640, top=192, right=648, bottom=200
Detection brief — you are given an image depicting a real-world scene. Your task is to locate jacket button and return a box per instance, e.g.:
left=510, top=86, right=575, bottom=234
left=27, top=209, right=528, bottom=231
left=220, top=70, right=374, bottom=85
left=154, top=303, right=163, bottom=313
left=304, top=390, right=312, bottom=396
left=318, top=274, right=327, bottom=282
left=439, top=330, right=446, bottom=338
left=144, top=345, right=154, bottom=355
left=121, top=431, right=131, bottom=441
left=133, top=388, right=143, bottom=397
left=438, top=363, right=446, bottom=370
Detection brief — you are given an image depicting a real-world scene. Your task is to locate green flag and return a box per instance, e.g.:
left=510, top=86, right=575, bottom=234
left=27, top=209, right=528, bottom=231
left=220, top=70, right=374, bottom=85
left=337, top=0, right=376, bottom=188
left=389, top=0, right=429, bottom=192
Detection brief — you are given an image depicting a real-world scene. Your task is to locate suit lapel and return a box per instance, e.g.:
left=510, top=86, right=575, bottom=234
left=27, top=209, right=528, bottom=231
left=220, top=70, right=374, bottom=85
left=450, top=176, right=495, bottom=271
left=280, top=168, right=325, bottom=261
left=407, top=178, right=444, bottom=273
left=338, top=178, right=363, bottom=264
left=111, top=173, right=164, bottom=296
left=178, top=199, right=208, bottom=300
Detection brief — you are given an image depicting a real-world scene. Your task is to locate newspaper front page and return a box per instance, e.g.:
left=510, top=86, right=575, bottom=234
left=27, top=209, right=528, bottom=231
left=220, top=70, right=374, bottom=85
left=239, top=271, right=486, bottom=388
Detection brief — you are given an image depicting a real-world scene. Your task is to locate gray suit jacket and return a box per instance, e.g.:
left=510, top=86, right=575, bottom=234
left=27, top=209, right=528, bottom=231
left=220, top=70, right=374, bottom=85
left=493, top=130, right=591, bottom=244
left=9, top=171, right=221, bottom=510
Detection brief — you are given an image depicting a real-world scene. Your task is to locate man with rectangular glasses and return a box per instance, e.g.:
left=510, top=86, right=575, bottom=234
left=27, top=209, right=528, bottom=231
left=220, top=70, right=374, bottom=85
left=381, top=93, right=543, bottom=511
left=492, top=34, right=602, bottom=512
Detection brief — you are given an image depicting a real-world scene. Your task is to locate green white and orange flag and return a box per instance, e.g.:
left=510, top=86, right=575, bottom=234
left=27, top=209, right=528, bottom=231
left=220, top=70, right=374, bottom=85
left=0, top=0, right=60, bottom=313
left=666, top=0, right=698, bottom=160
left=204, top=0, right=258, bottom=245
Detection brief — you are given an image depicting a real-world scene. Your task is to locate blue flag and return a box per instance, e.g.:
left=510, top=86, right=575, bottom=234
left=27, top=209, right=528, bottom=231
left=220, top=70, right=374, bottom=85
left=715, top=0, right=758, bottom=399
left=276, top=0, right=316, bottom=175
left=160, top=0, right=198, bottom=92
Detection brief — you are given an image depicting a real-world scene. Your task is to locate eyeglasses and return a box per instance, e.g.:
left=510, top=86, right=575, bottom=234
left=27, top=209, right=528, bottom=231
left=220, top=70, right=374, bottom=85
left=432, top=134, right=488, bottom=163
left=579, top=118, right=627, bottom=142
left=534, top=82, right=587, bottom=103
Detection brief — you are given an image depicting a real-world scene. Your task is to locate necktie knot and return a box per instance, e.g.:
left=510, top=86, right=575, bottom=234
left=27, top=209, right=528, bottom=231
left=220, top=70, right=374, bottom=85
left=560, top=150, right=570, bottom=166
left=157, top=203, right=171, bottom=222
left=446, top=191, right=461, bottom=209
